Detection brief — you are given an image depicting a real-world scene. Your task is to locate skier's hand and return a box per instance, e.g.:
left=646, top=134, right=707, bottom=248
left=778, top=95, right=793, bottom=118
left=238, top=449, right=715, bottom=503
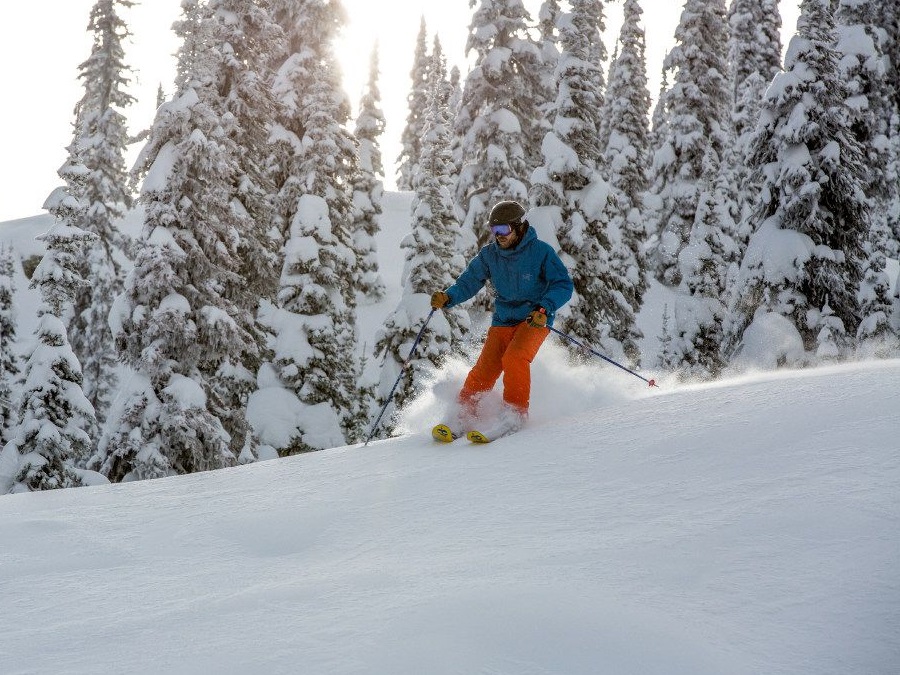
left=431, top=291, right=450, bottom=309
left=527, top=307, right=547, bottom=328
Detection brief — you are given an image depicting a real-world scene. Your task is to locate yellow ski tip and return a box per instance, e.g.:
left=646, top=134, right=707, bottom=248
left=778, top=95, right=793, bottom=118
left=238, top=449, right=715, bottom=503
left=466, top=430, right=491, bottom=444
left=432, top=424, right=456, bottom=443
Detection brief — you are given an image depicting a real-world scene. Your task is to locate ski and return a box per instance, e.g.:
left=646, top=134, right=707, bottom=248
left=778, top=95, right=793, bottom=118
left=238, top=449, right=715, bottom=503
left=435, top=423, right=521, bottom=444
left=432, top=424, right=458, bottom=443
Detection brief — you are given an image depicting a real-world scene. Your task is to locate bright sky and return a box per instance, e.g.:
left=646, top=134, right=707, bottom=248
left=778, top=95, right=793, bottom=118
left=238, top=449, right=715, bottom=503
left=0, top=1, right=800, bottom=224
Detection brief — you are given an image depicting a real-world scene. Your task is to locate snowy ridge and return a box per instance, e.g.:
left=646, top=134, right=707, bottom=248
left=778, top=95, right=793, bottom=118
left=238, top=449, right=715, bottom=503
left=1, top=359, right=897, bottom=674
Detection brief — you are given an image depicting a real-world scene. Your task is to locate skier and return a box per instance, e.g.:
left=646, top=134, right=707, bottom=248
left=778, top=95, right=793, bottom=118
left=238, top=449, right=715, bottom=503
left=430, top=200, right=573, bottom=442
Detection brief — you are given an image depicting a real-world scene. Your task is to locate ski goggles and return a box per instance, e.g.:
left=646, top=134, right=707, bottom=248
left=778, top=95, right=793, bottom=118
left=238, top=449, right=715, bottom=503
left=490, top=223, right=516, bottom=236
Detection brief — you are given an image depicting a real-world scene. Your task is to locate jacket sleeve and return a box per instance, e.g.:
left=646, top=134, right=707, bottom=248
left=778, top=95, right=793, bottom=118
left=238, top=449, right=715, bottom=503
left=445, top=250, right=489, bottom=307
left=539, top=246, right=574, bottom=314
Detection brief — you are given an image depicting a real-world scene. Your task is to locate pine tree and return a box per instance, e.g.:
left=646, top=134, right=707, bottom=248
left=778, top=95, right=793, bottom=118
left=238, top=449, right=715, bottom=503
left=562, top=208, right=631, bottom=362
left=533, top=0, right=611, bottom=359
left=886, top=114, right=900, bottom=263
left=46, top=0, right=136, bottom=427
left=70, top=0, right=135, bottom=219
left=352, top=45, right=387, bottom=304
left=209, top=0, right=285, bottom=464
left=834, top=0, right=899, bottom=355
left=655, top=303, right=681, bottom=373
left=0, top=246, right=19, bottom=443
left=268, top=0, right=369, bottom=451
left=596, top=38, right=619, bottom=161
left=726, top=0, right=871, bottom=362
left=454, top=0, right=543, bottom=259
left=374, top=52, right=471, bottom=434
left=674, top=148, right=738, bottom=379
left=98, top=0, right=282, bottom=479
left=835, top=0, right=892, bottom=224
left=43, top=150, right=102, bottom=449
left=856, top=217, right=900, bottom=355
left=396, top=18, right=431, bottom=191
left=0, top=223, right=98, bottom=493
left=535, top=0, right=562, bottom=118
left=447, top=64, right=466, bottom=181
left=533, top=0, right=561, bottom=155
left=649, top=57, right=671, bottom=154
left=598, top=0, right=653, bottom=365
left=448, top=65, right=462, bottom=119
left=884, top=4, right=900, bottom=260
left=727, top=0, right=783, bottom=249
left=531, top=0, right=607, bottom=244
left=728, top=0, right=782, bottom=142
left=884, top=3, right=900, bottom=119
left=648, top=0, right=731, bottom=287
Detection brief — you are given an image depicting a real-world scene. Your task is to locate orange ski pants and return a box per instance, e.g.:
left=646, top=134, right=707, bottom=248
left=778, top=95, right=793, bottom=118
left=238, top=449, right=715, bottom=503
left=459, top=322, right=549, bottom=414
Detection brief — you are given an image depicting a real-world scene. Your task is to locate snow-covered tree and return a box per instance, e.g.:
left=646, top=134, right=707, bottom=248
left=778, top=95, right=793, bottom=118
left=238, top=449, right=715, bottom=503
left=530, top=0, right=606, bottom=219
left=532, top=0, right=612, bottom=358
left=68, top=0, right=135, bottom=218
left=884, top=3, right=900, bottom=120
left=267, top=0, right=369, bottom=452
left=271, top=0, right=360, bottom=302
left=396, top=17, right=431, bottom=191
left=728, top=0, right=782, bottom=142
left=535, top=0, right=561, bottom=115
left=0, top=246, right=19, bottom=442
left=725, top=0, right=871, bottom=364
left=454, top=0, right=543, bottom=258
left=0, top=223, right=98, bottom=494
left=727, top=0, right=782, bottom=246
left=888, top=3, right=900, bottom=80
left=533, top=0, right=561, bottom=149
left=886, top=113, right=900, bottom=262
left=855, top=219, right=900, bottom=355
left=833, top=0, right=899, bottom=355
left=352, top=45, right=387, bottom=304
left=208, top=0, right=285, bottom=464
left=98, top=0, right=282, bottom=479
left=45, top=0, right=136, bottom=425
left=836, top=0, right=892, bottom=220
left=270, top=195, right=366, bottom=453
left=41, top=150, right=100, bottom=450
left=374, top=51, right=471, bottom=434
left=561, top=191, right=639, bottom=363
left=447, top=64, right=465, bottom=181
left=648, top=0, right=731, bottom=287
left=448, top=64, right=463, bottom=119
left=670, top=149, right=739, bottom=379
left=649, top=57, right=671, bottom=154
left=655, top=304, right=679, bottom=372
left=885, top=3, right=900, bottom=260
left=597, top=0, right=652, bottom=364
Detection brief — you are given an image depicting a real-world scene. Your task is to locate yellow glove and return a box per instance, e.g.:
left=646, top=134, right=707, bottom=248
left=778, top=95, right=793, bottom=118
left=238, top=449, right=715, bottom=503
left=527, top=307, right=547, bottom=328
left=431, top=291, right=450, bottom=309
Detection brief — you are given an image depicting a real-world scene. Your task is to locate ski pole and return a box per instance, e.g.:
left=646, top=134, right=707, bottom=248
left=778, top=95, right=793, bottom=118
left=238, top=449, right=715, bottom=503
left=548, top=325, right=658, bottom=388
left=364, top=308, right=437, bottom=446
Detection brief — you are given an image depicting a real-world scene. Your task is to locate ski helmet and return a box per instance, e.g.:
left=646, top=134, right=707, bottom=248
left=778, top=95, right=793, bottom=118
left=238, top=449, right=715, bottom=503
left=487, top=200, right=526, bottom=226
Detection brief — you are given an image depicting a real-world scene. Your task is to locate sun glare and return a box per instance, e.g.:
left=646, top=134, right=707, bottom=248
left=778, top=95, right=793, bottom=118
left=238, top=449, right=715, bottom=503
left=334, top=1, right=477, bottom=188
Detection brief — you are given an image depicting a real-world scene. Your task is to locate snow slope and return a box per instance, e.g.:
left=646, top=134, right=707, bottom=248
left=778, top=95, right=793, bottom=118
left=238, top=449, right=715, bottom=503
left=0, top=359, right=897, bottom=675
left=1, top=193, right=898, bottom=674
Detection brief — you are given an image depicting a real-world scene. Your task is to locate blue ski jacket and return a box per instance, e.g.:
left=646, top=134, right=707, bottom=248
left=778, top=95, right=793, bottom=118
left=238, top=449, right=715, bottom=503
left=444, top=226, right=573, bottom=327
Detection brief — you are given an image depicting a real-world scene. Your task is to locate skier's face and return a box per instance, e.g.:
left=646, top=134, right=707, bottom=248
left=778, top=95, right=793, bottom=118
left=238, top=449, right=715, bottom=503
left=492, top=223, right=519, bottom=249
left=496, top=231, right=517, bottom=248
